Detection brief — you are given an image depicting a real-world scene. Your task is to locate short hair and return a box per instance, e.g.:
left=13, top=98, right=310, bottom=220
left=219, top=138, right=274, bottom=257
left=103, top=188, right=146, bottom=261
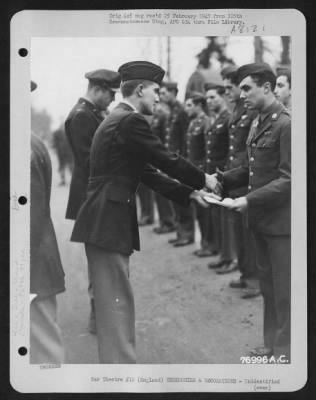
left=205, top=84, right=226, bottom=97
left=277, top=70, right=291, bottom=88
left=120, top=80, right=153, bottom=97
left=249, top=71, right=277, bottom=91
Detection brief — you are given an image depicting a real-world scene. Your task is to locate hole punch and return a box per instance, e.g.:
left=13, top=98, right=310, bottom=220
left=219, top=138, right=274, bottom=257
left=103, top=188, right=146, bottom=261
left=18, top=346, right=28, bottom=356
left=18, top=48, right=28, bottom=57
left=18, top=196, right=27, bottom=205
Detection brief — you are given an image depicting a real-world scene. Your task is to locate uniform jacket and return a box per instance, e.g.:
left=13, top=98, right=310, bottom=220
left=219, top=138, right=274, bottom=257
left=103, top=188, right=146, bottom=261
left=71, top=102, right=205, bottom=255
left=31, top=134, right=65, bottom=298
left=205, top=108, right=230, bottom=174
left=65, top=98, right=104, bottom=219
left=185, top=111, right=209, bottom=169
left=225, top=101, right=257, bottom=197
left=223, top=100, right=291, bottom=236
left=164, top=100, right=189, bottom=155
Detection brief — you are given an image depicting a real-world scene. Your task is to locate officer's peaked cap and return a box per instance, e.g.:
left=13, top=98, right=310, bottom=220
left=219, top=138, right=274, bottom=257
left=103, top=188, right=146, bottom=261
left=85, top=69, right=121, bottom=89
left=236, top=63, right=275, bottom=84
left=118, top=61, right=165, bottom=85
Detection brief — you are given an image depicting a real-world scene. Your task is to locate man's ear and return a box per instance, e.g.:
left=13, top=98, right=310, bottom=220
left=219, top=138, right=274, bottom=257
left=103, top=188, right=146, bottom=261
left=136, top=84, right=144, bottom=97
left=263, top=81, right=271, bottom=94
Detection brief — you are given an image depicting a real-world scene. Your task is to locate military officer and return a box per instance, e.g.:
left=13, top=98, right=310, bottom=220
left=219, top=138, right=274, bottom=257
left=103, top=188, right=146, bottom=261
left=274, top=66, right=291, bottom=112
left=210, top=63, right=291, bottom=360
left=30, top=81, right=65, bottom=363
left=160, top=82, right=195, bottom=246
left=71, top=61, right=218, bottom=363
left=65, top=69, right=120, bottom=333
left=204, top=83, right=232, bottom=266
left=184, top=92, right=216, bottom=257
left=219, top=65, right=260, bottom=297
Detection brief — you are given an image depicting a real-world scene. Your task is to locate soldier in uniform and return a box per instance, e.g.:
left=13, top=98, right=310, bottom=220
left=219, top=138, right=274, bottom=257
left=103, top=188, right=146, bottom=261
left=30, top=81, right=65, bottom=363
left=71, top=61, right=218, bottom=363
left=160, top=82, right=195, bottom=246
left=184, top=92, right=216, bottom=257
left=218, top=66, right=260, bottom=297
left=210, top=63, right=291, bottom=360
left=151, top=103, right=177, bottom=234
left=274, top=66, right=291, bottom=112
left=65, top=69, right=120, bottom=333
left=204, top=83, right=232, bottom=267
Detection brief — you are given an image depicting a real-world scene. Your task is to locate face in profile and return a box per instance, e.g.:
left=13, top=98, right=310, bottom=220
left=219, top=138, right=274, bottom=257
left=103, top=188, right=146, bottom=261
left=185, top=98, right=197, bottom=118
left=206, top=89, right=225, bottom=113
left=223, top=78, right=241, bottom=103
left=274, top=75, right=291, bottom=106
left=239, top=76, right=266, bottom=110
left=139, top=82, right=160, bottom=115
left=95, top=87, right=115, bottom=111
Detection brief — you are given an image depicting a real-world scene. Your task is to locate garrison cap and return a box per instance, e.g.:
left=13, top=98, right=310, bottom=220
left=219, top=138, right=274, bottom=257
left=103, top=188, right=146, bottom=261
left=118, top=61, right=165, bottom=85
left=85, top=69, right=121, bottom=89
left=221, top=65, right=238, bottom=80
left=204, top=82, right=225, bottom=95
left=31, top=81, right=37, bottom=92
left=161, top=81, right=178, bottom=91
left=186, top=91, right=205, bottom=101
left=236, top=63, right=275, bottom=84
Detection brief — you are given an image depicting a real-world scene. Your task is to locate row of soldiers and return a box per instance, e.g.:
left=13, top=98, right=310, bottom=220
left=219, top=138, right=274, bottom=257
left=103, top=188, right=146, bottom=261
left=138, top=64, right=291, bottom=300
left=30, top=59, right=291, bottom=364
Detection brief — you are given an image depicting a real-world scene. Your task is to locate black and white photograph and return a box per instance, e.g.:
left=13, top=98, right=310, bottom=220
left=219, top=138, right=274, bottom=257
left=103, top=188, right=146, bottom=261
left=10, top=9, right=307, bottom=393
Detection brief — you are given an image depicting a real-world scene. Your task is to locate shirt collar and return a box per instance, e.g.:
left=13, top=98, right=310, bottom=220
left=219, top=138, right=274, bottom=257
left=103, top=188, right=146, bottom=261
left=120, top=99, right=138, bottom=113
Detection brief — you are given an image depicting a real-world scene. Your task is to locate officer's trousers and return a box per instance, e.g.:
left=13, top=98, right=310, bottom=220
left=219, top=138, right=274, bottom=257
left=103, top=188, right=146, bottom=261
left=253, top=233, right=291, bottom=360
left=30, top=295, right=65, bottom=364
left=195, top=204, right=217, bottom=251
left=155, top=193, right=176, bottom=228
left=137, top=183, right=154, bottom=222
left=85, top=244, right=136, bottom=364
left=232, top=212, right=258, bottom=286
left=173, top=202, right=195, bottom=241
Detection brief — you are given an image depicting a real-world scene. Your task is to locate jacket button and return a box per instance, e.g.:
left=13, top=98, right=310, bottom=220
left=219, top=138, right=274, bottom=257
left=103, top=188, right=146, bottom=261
left=231, top=124, right=235, bottom=129
left=248, top=185, right=252, bottom=190
left=252, top=143, right=256, bottom=147
left=229, top=156, right=234, bottom=160
left=230, top=135, right=234, bottom=139
left=250, top=157, right=254, bottom=162
left=250, top=171, right=254, bottom=176
left=229, top=145, right=234, bottom=150
left=127, top=199, right=130, bottom=203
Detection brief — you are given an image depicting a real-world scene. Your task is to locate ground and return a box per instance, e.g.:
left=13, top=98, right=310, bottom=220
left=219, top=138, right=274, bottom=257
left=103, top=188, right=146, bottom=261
left=49, top=150, right=262, bottom=364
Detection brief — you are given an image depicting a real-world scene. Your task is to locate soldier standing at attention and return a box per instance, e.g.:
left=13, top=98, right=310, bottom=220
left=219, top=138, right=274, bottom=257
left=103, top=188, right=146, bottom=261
left=210, top=63, right=291, bottom=360
left=71, top=61, right=219, bottom=363
left=184, top=92, right=216, bottom=257
left=219, top=65, right=260, bottom=297
left=151, top=103, right=177, bottom=234
left=274, top=66, right=291, bottom=112
left=65, top=69, right=120, bottom=333
left=204, top=83, right=231, bottom=266
left=159, top=82, right=195, bottom=247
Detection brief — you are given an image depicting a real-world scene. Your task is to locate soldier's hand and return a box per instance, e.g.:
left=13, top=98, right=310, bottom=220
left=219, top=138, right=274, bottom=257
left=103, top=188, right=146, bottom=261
left=228, top=196, right=248, bottom=212
left=205, top=173, right=223, bottom=196
left=189, top=190, right=215, bottom=208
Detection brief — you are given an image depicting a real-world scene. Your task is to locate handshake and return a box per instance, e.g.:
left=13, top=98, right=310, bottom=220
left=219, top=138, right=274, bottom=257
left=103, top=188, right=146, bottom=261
left=189, top=171, right=248, bottom=212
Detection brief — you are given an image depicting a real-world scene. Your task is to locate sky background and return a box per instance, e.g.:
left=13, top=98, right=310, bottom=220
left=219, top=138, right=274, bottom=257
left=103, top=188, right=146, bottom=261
left=31, top=36, right=283, bottom=130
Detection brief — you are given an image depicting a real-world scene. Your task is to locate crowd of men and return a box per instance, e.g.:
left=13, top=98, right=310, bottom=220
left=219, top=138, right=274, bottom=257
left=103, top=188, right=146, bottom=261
left=30, top=58, right=291, bottom=365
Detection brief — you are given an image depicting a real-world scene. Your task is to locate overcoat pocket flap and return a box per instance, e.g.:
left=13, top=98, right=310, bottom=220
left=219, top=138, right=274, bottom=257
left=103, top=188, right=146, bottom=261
left=105, top=183, right=136, bottom=206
